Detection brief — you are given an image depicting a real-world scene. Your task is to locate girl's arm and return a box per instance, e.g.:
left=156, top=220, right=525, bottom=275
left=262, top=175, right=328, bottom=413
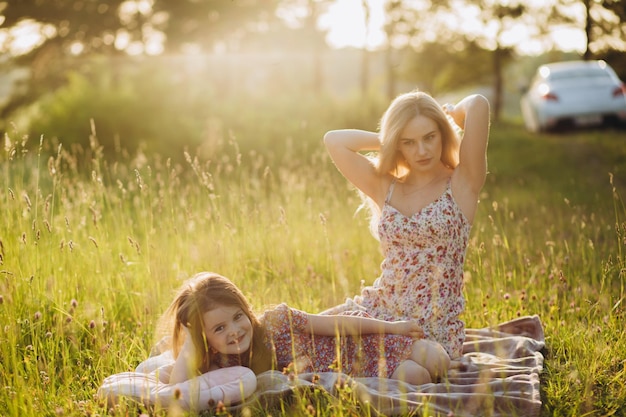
left=323, top=129, right=387, bottom=204
left=446, top=94, right=490, bottom=193
left=305, top=312, right=424, bottom=339
left=169, top=328, right=199, bottom=384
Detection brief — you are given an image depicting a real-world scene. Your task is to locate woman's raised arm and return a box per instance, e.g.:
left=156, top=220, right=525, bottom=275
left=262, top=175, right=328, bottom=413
left=446, top=94, right=490, bottom=193
left=323, top=129, right=386, bottom=203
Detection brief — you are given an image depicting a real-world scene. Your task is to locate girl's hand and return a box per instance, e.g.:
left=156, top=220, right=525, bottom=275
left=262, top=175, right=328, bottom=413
left=391, top=320, right=424, bottom=339
left=169, top=324, right=199, bottom=384
left=180, top=325, right=196, bottom=353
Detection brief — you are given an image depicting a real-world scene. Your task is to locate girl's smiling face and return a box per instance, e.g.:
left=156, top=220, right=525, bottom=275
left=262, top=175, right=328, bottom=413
left=202, top=305, right=253, bottom=355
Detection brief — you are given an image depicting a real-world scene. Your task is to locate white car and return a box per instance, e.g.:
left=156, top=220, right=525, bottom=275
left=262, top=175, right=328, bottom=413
left=520, top=60, right=626, bottom=132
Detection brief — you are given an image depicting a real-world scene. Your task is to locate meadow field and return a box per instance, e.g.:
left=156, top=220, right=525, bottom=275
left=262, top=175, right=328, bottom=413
left=1, top=110, right=625, bottom=416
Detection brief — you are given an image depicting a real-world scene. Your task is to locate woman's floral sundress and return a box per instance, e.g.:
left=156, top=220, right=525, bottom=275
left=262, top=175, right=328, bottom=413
left=259, top=304, right=414, bottom=378
left=339, top=179, right=471, bottom=358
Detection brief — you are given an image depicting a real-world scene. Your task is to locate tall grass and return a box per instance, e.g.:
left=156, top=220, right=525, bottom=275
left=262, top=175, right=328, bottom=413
left=1, top=118, right=625, bottom=416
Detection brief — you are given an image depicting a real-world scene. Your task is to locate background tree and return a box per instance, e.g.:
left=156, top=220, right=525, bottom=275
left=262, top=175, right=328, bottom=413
left=400, top=38, right=493, bottom=97
left=581, top=0, right=626, bottom=58
left=152, top=0, right=280, bottom=52
left=383, top=0, right=437, bottom=100
left=0, top=0, right=283, bottom=118
left=360, top=0, right=372, bottom=96
left=0, top=0, right=131, bottom=117
left=545, top=0, right=626, bottom=74
left=458, top=0, right=528, bottom=122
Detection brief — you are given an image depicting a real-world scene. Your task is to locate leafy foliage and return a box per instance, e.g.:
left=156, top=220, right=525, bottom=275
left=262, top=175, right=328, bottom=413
left=153, top=0, right=281, bottom=52
left=0, top=0, right=128, bottom=55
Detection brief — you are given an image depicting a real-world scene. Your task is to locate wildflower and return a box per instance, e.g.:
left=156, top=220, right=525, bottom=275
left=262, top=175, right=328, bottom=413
left=34, top=311, right=42, bottom=321
left=89, top=320, right=96, bottom=329
left=503, top=293, right=510, bottom=300
left=215, top=400, right=226, bottom=414
left=71, top=299, right=78, bottom=308
left=282, top=362, right=296, bottom=378
left=306, top=404, right=316, bottom=416
left=0, top=295, right=3, bottom=304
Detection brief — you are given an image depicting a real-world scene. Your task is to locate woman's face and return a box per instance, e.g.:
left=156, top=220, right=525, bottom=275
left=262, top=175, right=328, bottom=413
left=202, top=304, right=253, bottom=355
left=397, top=114, right=443, bottom=173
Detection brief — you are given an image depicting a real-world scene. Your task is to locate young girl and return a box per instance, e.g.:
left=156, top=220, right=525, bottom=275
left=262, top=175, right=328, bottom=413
left=99, top=271, right=446, bottom=411
left=163, top=272, right=446, bottom=386
left=322, top=91, right=490, bottom=362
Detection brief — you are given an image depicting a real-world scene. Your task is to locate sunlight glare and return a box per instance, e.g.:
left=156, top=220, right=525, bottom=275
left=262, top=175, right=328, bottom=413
left=7, top=20, right=51, bottom=56
left=319, top=0, right=386, bottom=49
left=551, top=27, right=586, bottom=53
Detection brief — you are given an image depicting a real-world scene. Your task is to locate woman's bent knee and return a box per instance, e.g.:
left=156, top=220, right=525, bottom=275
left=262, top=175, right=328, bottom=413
left=392, top=360, right=431, bottom=385
left=410, top=340, right=451, bottom=380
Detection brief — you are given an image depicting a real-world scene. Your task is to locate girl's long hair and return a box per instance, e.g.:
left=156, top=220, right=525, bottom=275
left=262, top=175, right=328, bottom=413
left=156, top=272, right=272, bottom=375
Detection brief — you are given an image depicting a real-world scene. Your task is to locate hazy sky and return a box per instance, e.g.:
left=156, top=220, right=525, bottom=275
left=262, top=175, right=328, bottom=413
left=319, top=0, right=587, bottom=55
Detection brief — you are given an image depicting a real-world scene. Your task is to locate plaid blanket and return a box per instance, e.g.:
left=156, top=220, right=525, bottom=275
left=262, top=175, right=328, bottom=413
left=234, top=315, right=545, bottom=416
left=99, top=315, right=545, bottom=416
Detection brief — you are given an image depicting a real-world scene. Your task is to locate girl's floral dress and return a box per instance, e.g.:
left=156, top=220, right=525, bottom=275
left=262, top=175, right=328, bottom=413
left=334, top=180, right=471, bottom=358
left=259, top=304, right=414, bottom=378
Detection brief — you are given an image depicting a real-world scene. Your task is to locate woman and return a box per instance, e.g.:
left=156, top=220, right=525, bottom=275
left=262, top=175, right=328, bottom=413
left=322, top=91, right=490, bottom=362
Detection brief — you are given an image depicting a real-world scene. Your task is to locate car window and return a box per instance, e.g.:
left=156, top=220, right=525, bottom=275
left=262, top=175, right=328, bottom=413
left=548, top=68, right=610, bottom=81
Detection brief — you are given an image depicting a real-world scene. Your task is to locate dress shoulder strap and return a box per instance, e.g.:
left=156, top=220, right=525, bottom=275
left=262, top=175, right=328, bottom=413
left=385, top=179, right=396, bottom=203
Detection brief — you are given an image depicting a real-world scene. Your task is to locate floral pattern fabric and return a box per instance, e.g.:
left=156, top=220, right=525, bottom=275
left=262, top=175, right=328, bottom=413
left=344, top=180, right=471, bottom=358
left=260, top=304, right=414, bottom=378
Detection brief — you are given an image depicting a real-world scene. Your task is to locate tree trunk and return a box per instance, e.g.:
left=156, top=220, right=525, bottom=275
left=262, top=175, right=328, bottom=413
left=360, top=0, right=371, bottom=96
left=492, top=47, right=503, bottom=122
left=361, top=48, right=370, bottom=96
left=583, top=0, right=592, bottom=60
left=386, top=46, right=395, bottom=101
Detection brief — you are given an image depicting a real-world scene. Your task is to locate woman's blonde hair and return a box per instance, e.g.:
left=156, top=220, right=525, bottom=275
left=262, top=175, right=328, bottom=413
left=360, top=91, right=461, bottom=238
left=157, top=272, right=272, bottom=375
left=377, top=90, right=460, bottom=177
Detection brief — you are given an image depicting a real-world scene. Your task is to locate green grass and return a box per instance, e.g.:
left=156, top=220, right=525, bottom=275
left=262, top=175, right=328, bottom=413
left=1, top=118, right=625, bottom=416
